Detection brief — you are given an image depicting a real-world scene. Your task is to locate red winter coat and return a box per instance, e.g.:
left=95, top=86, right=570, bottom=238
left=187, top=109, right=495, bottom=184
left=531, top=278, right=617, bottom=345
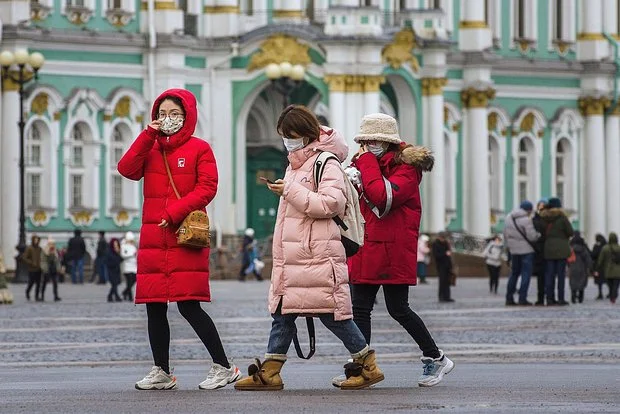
left=348, top=145, right=434, bottom=285
left=117, top=89, right=217, bottom=303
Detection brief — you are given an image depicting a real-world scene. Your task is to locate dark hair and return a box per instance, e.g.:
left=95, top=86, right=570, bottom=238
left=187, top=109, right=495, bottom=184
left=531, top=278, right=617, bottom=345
left=316, top=114, right=329, bottom=127
left=157, top=95, right=184, bottom=114
left=74, top=229, right=82, bottom=236
left=277, top=105, right=320, bottom=143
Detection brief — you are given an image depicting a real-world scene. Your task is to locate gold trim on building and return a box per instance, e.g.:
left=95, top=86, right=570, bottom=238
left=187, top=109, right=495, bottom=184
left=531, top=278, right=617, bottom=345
left=488, top=112, right=498, bottom=131
left=578, top=96, right=611, bottom=116
left=520, top=113, right=535, bottom=132
left=459, top=20, right=488, bottom=29
left=53, top=112, right=62, bottom=121
left=203, top=6, right=240, bottom=14
left=103, top=114, right=113, bottom=122
left=31, top=93, right=49, bottom=115
left=382, top=27, right=419, bottom=72
left=460, top=87, right=496, bottom=108
left=324, top=75, right=386, bottom=93
left=114, top=96, right=131, bottom=118
left=247, top=35, right=311, bottom=72
left=1, top=70, right=34, bottom=92
left=421, top=78, right=447, bottom=96
left=135, top=114, right=144, bottom=123
left=141, top=1, right=178, bottom=11
left=272, top=9, right=304, bottom=18
left=576, top=33, right=605, bottom=41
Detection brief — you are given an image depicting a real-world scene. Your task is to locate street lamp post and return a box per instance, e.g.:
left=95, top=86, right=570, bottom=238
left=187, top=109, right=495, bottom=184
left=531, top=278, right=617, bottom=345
left=265, top=62, right=306, bottom=108
left=0, top=49, right=45, bottom=282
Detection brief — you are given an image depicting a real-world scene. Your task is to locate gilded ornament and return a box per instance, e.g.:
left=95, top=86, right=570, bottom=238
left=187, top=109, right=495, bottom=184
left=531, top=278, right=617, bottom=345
left=460, top=87, right=495, bottom=108
left=71, top=211, right=92, bottom=225
left=247, top=35, right=311, bottom=72
left=31, top=93, right=49, bottom=116
left=2, top=69, right=34, bottom=92
left=117, top=211, right=129, bottom=221
left=578, top=96, right=611, bottom=116
left=576, top=33, right=605, bottom=41
left=421, top=78, right=447, bottom=96
left=517, top=39, right=531, bottom=53
left=520, top=113, right=534, bottom=132
left=203, top=6, right=240, bottom=14
left=141, top=1, right=177, bottom=10
left=54, top=112, right=62, bottom=121
left=444, top=106, right=449, bottom=124
left=103, top=114, right=113, bottom=122
left=33, top=210, right=47, bottom=224
left=324, top=75, right=384, bottom=93
left=272, top=10, right=304, bottom=18
left=381, top=28, right=420, bottom=72
left=488, top=112, right=498, bottom=131
left=555, top=41, right=571, bottom=55
left=114, top=96, right=131, bottom=118
left=459, top=21, right=488, bottom=29
left=31, top=2, right=51, bottom=22
left=609, top=104, right=620, bottom=116
left=135, top=114, right=144, bottom=123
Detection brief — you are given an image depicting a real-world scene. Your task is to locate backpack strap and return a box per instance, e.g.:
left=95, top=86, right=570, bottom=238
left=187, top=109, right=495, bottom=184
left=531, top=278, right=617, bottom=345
left=313, top=151, right=348, bottom=231
left=292, top=317, right=316, bottom=360
left=361, top=177, right=393, bottom=219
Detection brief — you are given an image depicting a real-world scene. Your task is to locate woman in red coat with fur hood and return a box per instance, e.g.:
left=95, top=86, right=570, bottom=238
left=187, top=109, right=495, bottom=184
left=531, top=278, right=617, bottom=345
left=335, top=113, right=454, bottom=388
left=118, top=89, right=240, bottom=391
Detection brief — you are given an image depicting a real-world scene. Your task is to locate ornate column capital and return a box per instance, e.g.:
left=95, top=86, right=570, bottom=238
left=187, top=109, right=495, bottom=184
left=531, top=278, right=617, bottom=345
left=578, top=96, right=611, bottom=116
left=421, top=78, right=448, bottom=96
left=460, top=87, right=495, bottom=108
left=324, top=75, right=385, bottom=93
left=141, top=1, right=177, bottom=10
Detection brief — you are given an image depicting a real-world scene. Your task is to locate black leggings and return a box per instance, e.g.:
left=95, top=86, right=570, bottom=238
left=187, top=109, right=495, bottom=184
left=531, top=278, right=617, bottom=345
left=147, top=301, right=229, bottom=374
left=351, top=284, right=440, bottom=359
left=487, top=265, right=500, bottom=293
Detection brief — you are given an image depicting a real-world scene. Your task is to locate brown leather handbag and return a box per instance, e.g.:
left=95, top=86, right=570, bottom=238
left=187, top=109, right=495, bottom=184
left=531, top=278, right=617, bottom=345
left=162, top=151, right=210, bottom=248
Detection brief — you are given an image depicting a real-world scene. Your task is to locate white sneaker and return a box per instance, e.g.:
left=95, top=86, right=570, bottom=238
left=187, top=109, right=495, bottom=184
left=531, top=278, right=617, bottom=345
left=135, top=366, right=177, bottom=390
left=198, top=363, right=241, bottom=390
left=418, top=350, right=454, bottom=387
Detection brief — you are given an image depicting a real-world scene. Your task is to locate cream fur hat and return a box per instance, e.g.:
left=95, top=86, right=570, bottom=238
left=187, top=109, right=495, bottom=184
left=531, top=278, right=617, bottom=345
left=354, top=113, right=402, bottom=144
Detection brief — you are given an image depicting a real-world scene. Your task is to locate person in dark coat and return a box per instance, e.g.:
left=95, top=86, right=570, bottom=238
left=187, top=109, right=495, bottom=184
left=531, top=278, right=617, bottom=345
left=432, top=232, right=454, bottom=303
left=532, top=199, right=548, bottom=305
left=596, top=232, right=620, bottom=304
left=23, top=235, right=43, bottom=301
left=540, top=197, right=574, bottom=306
left=568, top=231, right=592, bottom=304
left=105, top=238, right=123, bottom=302
left=591, top=234, right=608, bottom=300
left=94, top=231, right=108, bottom=284
left=66, top=229, right=86, bottom=284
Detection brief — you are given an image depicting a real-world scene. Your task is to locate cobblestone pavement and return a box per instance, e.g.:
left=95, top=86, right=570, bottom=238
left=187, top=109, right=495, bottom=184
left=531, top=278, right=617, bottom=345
left=1, top=277, right=619, bottom=413
left=1, top=277, right=618, bottom=367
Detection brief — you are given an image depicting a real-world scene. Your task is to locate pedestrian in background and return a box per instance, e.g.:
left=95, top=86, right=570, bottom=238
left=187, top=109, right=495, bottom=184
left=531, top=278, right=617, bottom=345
left=94, top=231, right=108, bottom=284
left=591, top=234, right=608, bottom=300
left=40, top=239, right=62, bottom=302
left=540, top=197, right=574, bottom=306
left=120, top=231, right=137, bottom=301
left=595, top=232, right=620, bottom=304
left=119, top=88, right=239, bottom=391
left=433, top=232, right=454, bottom=303
left=342, top=113, right=452, bottom=388
left=235, top=106, right=383, bottom=391
left=23, top=235, right=43, bottom=301
left=568, top=231, right=591, bottom=304
left=66, top=229, right=86, bottom=284
left=503, top=201, right=540, bottom=306
left=0, top=250, right=14, bottom=304
left=238, top=228, right=263, bottom=282
left=417, top=234, right=431, bottom=284
left=105, top=238, right=123, bottom=303
left=532, top=199, right=548, bottom=306
left=483, top=234, right=504, bottom=294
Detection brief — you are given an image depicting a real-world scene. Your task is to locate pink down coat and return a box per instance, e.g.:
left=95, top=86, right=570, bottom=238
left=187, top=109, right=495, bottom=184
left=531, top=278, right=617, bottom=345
left=268, top=127, right=353, bottom=321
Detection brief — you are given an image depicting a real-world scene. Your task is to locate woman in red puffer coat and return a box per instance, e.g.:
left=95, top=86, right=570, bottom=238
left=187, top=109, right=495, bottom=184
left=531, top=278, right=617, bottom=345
left=343, top=113, right=454, bottom=388
left=118, top=89, right=240, bottom=391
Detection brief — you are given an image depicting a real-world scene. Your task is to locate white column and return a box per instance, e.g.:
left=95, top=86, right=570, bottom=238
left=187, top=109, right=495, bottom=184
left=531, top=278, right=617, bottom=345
left=458, top=0, right=491, bottom=51
left=203, top=0, right=240, bottom=37
left=581, top=97, right=607, bottom=243
left=580, top=0, right=603, bottom=33
left=140, top=0, right=183, bottom=34
left=460, top=0, right=486, bottom=21
left=605, top=111, right=620, bottom=234
left=1, top=88, right=20, bottom=270
left=273, top=0, right=303, bottom=22
left=421, top=78, right=447, bottom=233
left=576, top=0, right=606, bottom=61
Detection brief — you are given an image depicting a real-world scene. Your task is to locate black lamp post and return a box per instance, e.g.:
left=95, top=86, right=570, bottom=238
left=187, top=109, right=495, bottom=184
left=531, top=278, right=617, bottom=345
left=0, top=49, right=45, bottom=282
left=265, top=62, right=306, bottom=109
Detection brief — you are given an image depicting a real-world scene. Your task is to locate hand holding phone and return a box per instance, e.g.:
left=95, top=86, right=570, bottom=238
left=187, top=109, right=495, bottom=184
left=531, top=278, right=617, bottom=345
left=259, top=177, right=274, bottom=184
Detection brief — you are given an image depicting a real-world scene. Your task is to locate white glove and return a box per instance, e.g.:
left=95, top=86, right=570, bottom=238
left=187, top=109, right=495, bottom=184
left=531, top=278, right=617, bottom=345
left=344, top=166, right=362, bottom=186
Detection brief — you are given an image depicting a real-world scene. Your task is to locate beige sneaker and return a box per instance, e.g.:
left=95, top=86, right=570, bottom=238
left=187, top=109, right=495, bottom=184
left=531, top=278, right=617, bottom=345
left=135, top=366, right=177, bottom=390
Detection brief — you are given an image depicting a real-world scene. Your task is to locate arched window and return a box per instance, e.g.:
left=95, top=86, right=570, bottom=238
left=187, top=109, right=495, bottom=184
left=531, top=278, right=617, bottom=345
left=554, top=138, right=575, bottom=209
left=489, top=135, right=501, bottom=210
left=67, top=121, right=92, bottom=209
left=71, top=123, right=85, bottom=167
left=26, top=123, right=43, bottom=207
left=517, top=138, right=534, bottom=203
left=444, top=133, right=454, bottom=212
left=109, top=123, right=131, bottom=208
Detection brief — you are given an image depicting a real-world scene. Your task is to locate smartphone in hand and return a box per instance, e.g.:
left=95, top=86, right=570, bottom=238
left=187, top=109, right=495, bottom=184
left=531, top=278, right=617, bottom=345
left=259, top=177, right=275, bottom=184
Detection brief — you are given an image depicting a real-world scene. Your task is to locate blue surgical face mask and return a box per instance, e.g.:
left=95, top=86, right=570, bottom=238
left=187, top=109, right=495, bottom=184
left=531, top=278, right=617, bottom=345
left=367, top=143, right=387, bottom=157
left=282, top=137, right=305, bottom=152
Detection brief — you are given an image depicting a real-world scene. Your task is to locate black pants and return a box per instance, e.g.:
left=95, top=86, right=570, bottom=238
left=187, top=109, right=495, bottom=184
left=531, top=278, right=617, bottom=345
left=26, top=271, right=42, bottom=300
left=122, top=273, right=136, bottom=300
left=108, top=281, right=121, bottom=301
left=610, top=279, right=620, bottom=302
left=147, top=301, right=229, bottom=374
left=41, top=272, right=59, bottom=300
left=437, top=265, right=452, bottom=301
left=535, top=272, right=545, bottom=304
left=571, top=289, right=584, bottom=303
left=351, top=284, right=440, bottom=359
left=487, top=265, right=500, bottom=293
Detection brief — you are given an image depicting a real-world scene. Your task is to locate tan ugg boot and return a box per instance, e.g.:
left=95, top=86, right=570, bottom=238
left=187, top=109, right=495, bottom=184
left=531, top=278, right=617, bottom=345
left=234, top=358, right=285, bottom=391
left=339, top=349, right=384, bottom=390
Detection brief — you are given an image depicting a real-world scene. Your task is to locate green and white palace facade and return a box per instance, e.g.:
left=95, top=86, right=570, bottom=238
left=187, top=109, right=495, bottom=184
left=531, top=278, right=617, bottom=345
left=0, top=0, right=619, bottom=267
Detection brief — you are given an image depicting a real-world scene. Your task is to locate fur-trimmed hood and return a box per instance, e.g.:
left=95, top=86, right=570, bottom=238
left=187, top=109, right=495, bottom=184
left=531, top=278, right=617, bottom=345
left=395, top=144, right=434, bottom=172
left=540, top=207, right=566, bottom=221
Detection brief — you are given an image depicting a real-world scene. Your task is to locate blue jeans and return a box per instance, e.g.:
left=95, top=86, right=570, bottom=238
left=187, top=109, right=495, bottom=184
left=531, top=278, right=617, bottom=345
left=545, top=259, right=567, bottom=302
left=96, top=257, right=108, bottom=283
left=506, top=253, right=534, bottom=303
left=417, top=262, right=427, bottom=282
left=71, top=258, right=84, bottom=284
left=267, top=303, right=367, bottom=356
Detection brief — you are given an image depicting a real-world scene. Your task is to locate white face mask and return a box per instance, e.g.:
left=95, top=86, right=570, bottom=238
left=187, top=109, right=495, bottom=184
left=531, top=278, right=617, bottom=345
left=367, top=143, right=387, bottom=157
left=282, top=137, right=305, bottom=152
left=159, top=116, right=184, bottom=136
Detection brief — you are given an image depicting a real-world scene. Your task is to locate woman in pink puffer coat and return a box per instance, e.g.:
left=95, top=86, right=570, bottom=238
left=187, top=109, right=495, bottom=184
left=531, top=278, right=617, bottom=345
left=235, top=105, right=383, bottom=391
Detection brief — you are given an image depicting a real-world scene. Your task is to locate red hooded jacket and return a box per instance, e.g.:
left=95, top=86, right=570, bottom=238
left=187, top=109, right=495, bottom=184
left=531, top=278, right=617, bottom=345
left=117, top=89, right=217, bottom=303
left=348, top=145, right=434, bottom=285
